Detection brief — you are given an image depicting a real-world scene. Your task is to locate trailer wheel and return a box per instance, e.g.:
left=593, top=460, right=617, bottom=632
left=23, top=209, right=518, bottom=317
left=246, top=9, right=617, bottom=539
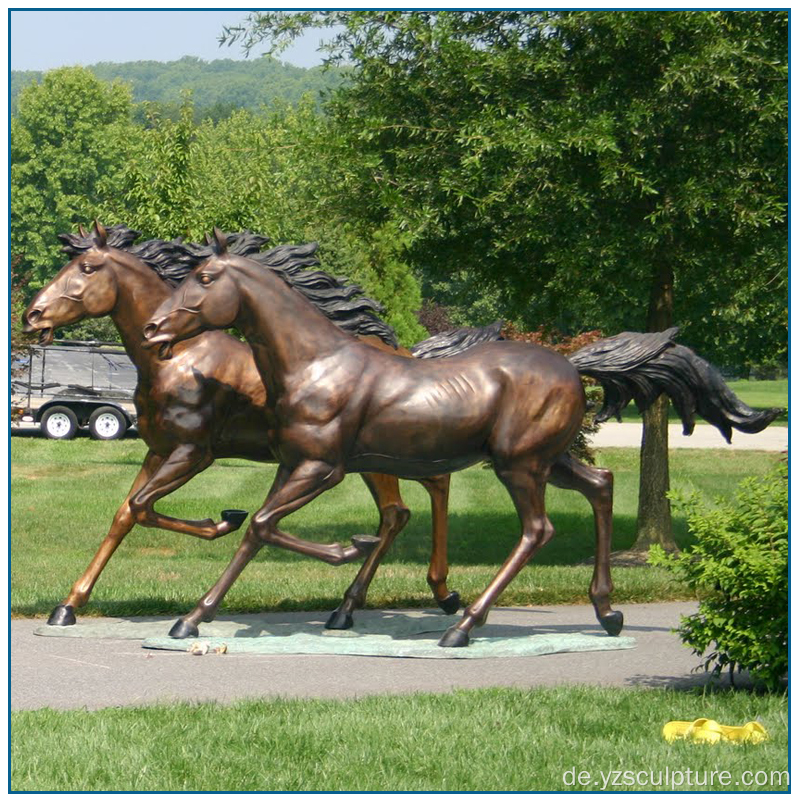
left=88, top=406, right=127, bottom=441
left=41, top=406, right=79, bottom=440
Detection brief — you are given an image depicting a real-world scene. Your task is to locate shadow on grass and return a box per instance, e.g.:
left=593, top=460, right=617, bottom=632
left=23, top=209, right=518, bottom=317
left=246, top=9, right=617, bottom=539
left=278, top=509, right=686, bottom=567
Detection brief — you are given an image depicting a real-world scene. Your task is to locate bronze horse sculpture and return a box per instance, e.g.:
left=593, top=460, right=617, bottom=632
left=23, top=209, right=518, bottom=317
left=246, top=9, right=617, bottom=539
left=143, top=229, right=780, bottom=646
left=24, top=222, right=507, bottom=628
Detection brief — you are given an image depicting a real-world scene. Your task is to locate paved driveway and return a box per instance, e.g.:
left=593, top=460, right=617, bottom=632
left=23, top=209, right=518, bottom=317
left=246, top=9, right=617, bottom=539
left=12, top=602, right=741, bottom=711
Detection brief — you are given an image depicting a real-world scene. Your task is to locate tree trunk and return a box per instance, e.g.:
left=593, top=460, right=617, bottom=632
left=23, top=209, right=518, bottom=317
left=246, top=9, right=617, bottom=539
left=633, top=259, right=677, bottom=551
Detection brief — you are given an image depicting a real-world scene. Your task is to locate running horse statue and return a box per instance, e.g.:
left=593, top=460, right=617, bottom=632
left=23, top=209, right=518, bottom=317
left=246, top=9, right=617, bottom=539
left=23, top=222, right=505, bottom=628
left=143, top=228, right=780, bottom=646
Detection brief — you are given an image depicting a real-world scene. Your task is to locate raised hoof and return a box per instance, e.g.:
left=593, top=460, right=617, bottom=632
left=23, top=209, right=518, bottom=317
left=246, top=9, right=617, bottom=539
left=47, top=604, right=76, bottom=626
left=221, top=509, right=248, bottom=531
left=598, top=610, right=624, bottom=637
left=169, top=618, right=200, bottom=639
left=438, top=625, right=470, bottom=648
left=351, top=535, right=381, bottom=556
left=325, top=608, right=354, bottom=630
left=437, top=591, right=461, bottom=615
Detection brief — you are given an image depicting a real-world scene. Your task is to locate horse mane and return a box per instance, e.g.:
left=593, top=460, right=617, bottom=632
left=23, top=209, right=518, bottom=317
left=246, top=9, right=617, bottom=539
left=58, top=224, right=141, bottom=253
left=57, top=225, right=399, bottom=348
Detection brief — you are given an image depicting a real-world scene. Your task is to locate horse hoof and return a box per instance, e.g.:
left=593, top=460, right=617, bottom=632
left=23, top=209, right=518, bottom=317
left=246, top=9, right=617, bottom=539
left=169, top=618, right=200, bottom=639
left=351, top=535, right=381, bottom=556
left=47, top=604, right=76, bottom=626
left=599, top=610, right=624, bottom=637
left=325, top=609, right=354, bottom=630
left=221, top=509, right=248, bottom=531
left=437, top=592, right=461, bottom=615
left=438, top=626, right=470, bottom=648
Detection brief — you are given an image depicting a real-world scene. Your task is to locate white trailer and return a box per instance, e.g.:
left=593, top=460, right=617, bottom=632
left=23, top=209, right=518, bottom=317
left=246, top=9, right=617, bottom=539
left=11, top=341, right=137, bottom=440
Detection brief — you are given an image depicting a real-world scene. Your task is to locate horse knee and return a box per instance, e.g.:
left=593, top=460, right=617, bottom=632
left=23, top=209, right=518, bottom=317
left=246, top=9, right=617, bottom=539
left=382, top=503, right=411, bottom=536
left=524, top=517, right=555, bottom=548
left=128, top=494, right=151, bottom=526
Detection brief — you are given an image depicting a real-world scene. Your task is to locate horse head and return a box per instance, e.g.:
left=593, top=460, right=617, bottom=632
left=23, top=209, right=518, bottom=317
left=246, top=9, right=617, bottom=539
left=23, top=221, right=136, bottom=344
left=143, top=228, right=241, bottom=359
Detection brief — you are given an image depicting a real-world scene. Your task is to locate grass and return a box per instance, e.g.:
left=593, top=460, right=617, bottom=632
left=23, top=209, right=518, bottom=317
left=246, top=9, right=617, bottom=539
left=616, top=378, right=788, bottom=426
left=10, top=438, right=781, bottom=617
left=10, top=686, right=789, bottom=791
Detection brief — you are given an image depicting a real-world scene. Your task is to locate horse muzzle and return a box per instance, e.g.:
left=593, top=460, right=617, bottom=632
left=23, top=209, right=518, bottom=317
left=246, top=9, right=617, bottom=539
left=142, top=320, right=176, bottom=360
left=22, top=308, right=54, bottom=345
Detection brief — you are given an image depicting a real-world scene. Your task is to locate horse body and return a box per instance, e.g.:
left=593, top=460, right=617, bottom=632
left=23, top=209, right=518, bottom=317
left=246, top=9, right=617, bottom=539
left=23, top=225, right=462, bottom=626
left=145, top=243, right=613, bottom=646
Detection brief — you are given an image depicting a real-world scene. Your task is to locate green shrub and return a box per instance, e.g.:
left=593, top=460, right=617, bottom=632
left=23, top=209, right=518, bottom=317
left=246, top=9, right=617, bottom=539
left=650, top=459, right=788, bottom=689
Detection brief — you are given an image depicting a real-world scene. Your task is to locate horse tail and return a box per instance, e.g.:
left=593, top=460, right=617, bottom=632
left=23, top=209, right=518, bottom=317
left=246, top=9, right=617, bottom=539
left=569, top=327, right=783, bottom=443
left=410, top=320, right=504, bottom=359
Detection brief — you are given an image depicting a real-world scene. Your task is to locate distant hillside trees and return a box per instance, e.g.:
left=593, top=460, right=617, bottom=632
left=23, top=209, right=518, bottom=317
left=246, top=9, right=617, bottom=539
left=11, top=55, right=345, bottom=119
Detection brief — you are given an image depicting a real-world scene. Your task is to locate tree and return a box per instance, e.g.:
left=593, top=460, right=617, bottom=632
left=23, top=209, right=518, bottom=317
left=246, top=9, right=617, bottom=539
left=225, top=9, right=788, bottom=549
left=102, top=97, right=427, bottom=345
left=10, top=67, right=139, bottom=292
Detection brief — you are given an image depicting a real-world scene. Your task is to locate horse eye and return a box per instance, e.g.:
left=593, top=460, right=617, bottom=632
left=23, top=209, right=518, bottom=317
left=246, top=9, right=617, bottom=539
left=199, top=274, right=213, bottom=285
left=81, top=263, right=95, bottom=274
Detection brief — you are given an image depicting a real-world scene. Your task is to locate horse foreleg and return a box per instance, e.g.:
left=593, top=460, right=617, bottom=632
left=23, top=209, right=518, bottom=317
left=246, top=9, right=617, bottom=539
left=440, top=465, right=552, bottom=647
left=549, top=453, right=622, bottom=636
left=128, top=444, right=244, bottom=539
left=170, top=460, right=347, bottom=638
left=419, top=475, right=460, bottom=614
left=48, top=450, right=163, bottom=626
left=326, top=473, right=411, bottom=630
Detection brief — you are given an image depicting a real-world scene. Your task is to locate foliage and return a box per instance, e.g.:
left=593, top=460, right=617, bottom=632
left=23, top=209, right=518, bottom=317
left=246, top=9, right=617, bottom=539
left=502, top=324, right=604, bottom=463
left=417, top=299, right=453, bottom=335
left=11, top=56, right=345, bottom=117
left=101, top=97, right=426, bottom=345
left=650, top=459, right=788, bottom=689
left=10, top=67, right=139, bottom=293
left=225, top=10, right=788, bottom=369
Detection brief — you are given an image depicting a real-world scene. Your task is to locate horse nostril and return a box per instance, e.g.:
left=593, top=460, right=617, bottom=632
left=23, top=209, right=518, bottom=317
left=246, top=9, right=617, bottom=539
left=142, top=322, right=158, bottom=339
left=27, top=309, right=42, bottom=325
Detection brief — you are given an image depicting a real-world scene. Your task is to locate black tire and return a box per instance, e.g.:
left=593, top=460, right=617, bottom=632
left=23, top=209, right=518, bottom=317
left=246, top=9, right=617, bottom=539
left=41, top=406, right=79, bottom=440
left=88, top=406, right=127, bottom=441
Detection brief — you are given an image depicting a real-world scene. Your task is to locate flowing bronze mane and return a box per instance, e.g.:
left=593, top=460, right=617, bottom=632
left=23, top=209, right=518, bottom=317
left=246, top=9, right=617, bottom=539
left=60, top=226, right=400, bottom=348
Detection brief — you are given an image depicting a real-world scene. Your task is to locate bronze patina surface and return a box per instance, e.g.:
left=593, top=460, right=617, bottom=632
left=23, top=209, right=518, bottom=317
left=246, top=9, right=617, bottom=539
left=142, top=229, right=779, bottom=646
left=24, top=223, right=502, bottom=627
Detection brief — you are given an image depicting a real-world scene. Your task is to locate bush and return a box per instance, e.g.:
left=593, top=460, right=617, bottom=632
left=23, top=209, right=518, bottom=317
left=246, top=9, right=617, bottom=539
left=650, top=460, right=788, bottom=689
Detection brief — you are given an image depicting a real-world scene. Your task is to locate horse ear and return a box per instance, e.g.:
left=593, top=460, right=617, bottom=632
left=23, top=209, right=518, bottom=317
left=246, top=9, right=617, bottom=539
left=92, top=220, right=108, bottom=248
left=212, top=227, right=228, bottom=255
left=78, top=224, right=88, bottom=238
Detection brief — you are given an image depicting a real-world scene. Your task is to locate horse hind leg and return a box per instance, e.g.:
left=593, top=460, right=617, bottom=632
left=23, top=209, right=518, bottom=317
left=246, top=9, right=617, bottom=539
left=419, top=474, right=460, bottom=614
left=549, top=453, right=623, bottom=636
left=440, top=465, right=553, bottom=648
left=326, top=473, right=411, bottom=630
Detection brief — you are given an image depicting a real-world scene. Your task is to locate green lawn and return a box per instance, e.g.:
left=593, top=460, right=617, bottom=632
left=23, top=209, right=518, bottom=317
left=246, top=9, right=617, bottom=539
left=616, top=378, right=788, bottom=425
left=10, top=686, right=789, bottom=792
left=11, top=438, right=781, bottom=617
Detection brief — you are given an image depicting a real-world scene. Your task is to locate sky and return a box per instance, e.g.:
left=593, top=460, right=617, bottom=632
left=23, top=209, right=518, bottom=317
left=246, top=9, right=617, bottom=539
left=9, top=9, right=327, bottom=71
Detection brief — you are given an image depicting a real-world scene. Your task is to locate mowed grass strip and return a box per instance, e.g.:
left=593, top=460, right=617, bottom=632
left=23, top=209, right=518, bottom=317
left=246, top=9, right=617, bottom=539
left=11, top=438, right=781, bottom=617
left=10, top=686, right=789, bottom=792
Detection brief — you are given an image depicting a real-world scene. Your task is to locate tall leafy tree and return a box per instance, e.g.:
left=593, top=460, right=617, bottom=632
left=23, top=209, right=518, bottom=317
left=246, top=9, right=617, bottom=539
left=225, top=9, right=788, bottom=549
left=10, top=67, right=139, bottom=291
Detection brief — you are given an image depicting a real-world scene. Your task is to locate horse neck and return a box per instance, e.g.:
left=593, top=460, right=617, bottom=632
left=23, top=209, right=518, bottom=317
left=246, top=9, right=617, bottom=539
left=233, top=258, right=353, bottom=398
left=107, top=250, right=174, bottom=374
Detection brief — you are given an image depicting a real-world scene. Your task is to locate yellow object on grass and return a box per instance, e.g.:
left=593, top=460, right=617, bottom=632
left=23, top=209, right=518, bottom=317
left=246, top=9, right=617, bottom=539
left=663, top=718, right=767, bottom=745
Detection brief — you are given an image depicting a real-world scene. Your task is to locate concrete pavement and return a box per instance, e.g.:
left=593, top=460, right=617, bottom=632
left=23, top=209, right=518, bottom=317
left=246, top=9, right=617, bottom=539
left=590, top=422, right=787, bottom=451
left=12, top=602, right=736, bottom=711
